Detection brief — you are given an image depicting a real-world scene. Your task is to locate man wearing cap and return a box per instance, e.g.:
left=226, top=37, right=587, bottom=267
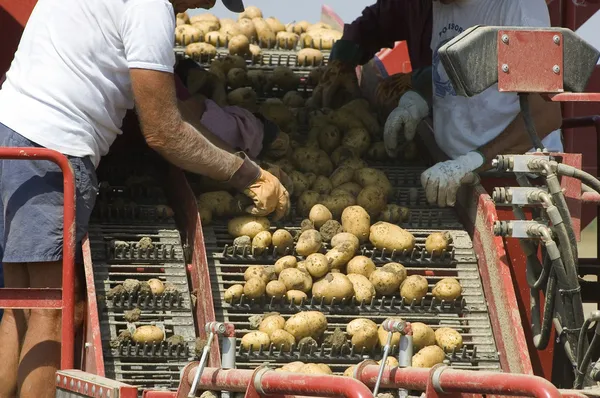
left=0, top=0, right=286, bottom=397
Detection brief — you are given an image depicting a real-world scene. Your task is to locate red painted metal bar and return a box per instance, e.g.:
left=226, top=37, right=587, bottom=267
left=547, top=93, right=600, bottom=102
left=185, top=367, right=374, bottom=398
left=0, top=147, right=76, bottom=370
left=582, top=192, right=600, bottom=203
left=356, top=364, right=561, bottom=398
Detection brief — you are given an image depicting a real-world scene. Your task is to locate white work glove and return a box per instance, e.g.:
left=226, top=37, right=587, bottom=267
left=421, top=151, right=485, bottom=207
left=383, top=90, right=430, bottom=158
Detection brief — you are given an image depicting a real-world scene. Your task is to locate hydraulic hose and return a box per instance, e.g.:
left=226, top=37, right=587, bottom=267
left=574, top=321, right=600, bottom=389
left=512, top=205, right=549, bottom=290
left=530, top=266, right=557, bottom=350
left=556, top=163, right=600, bottom=195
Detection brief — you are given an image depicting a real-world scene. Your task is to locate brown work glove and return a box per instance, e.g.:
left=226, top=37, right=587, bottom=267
left=375, top=72, right=414, bottom=120
left=228, top=153, right=290, bottom=221
left=308, top=60, right=362, bottom=109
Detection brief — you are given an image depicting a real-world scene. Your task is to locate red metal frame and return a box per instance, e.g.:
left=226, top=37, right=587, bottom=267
left=55, top=370, right=138, bottom=398
left=0, top=147, right=76, bottom=370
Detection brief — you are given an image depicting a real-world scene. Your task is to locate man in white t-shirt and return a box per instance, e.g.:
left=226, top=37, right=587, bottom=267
left=384, top=0, right=563, bottom=207
left=0, top=0, right=290, bottom=396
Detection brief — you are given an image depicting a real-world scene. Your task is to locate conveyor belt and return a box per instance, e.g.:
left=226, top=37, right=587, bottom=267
left=203, top=165, right=501, bottom=375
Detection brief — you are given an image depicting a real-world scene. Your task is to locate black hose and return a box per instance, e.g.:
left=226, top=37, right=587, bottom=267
left=574, top=326, right=600, bottom=389
left=530, top=267, right=557, bottom=350
left=557, top=164, right=600, bottom=195
left=519, top=94, right=545, bottom=150
left=576, top=319, right=593, bottom=370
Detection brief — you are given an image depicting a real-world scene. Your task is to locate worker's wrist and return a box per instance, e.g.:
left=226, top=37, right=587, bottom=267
left=329, top=40, right=364, bottom=67
left=462, top=150, right=486, bottom=171
left=227, top=152, right=261, bottom=191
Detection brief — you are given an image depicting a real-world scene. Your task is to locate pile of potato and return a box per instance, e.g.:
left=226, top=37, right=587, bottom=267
left=176, top=5, right=341, bottom=62
left=106, top=278, right=180, bottom=299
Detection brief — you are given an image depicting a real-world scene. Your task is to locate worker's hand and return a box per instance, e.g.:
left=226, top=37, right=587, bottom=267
left=243, top=169, right=291, bottom=221
left=420, top=151, right=484, bottom=207
left=383, top=91, right=430, bottom=158
left=261, top=161, right=294, bottom=197
left=309, top=61, right=361, bottom=109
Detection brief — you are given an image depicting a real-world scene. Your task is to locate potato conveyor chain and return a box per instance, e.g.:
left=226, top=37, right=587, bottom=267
left=89, top=160, right=198, bottom=391
left=201, top=164, right=501, bottom=375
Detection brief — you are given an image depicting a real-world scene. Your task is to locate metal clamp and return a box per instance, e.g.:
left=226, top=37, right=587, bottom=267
left=188, top=322, right=227, bottom=398
left=492, top=154, right=551, bottom=173
left=493, top=220, right=549, bottom=239
left=492, top=187, right=548, bottom=206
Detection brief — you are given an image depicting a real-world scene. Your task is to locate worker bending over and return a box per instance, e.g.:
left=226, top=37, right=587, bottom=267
left=0, top=0, right=289, bottom=397
left=313, top=0, right=562, bottom=207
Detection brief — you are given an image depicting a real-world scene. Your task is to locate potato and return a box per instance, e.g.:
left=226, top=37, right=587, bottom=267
left=241, top=331, right=270, bottom=351
left=286, top=289, right=307, bottom=305
left=221, top=54, right=247, bottom=72
left=378, top=357, right=400, bottom=368
left=346, top=319, right=378, bottom=351
left=435, top=327, right=463, bottom=352
left=197, top=191, right=235, bottom=217
left=316, top=125, right=342, bottom=153
left=367, top=142, right=388, bottom=160
left=320, top=193, right=356, bottom=220
left=299, top=363, right=332, bottom=375
left=271, top=230, right=294, bottom=255
left=357, top=186, right=388, bottom=218
left=347, top=274, right=376, bottom=303
left=344, top=366, right=356, bottom=378
left=205, top=31, right=228, bottom=47
left=276, top=31, right=299, bottom=50
left=346, top=256, right=376, bottom=278
left=228, top=34, right=250, bottom=56
left=425, top=232, right=452, bottom=255
left=177, top=12, right=190, bottom=23
left=220, top=24, right=242, bottom=39
left=296, top=229, right=322, bottom=257
left=412, top=322, right=436, bottom=350
left=270, top=66, right=300, bottom=92
left=190, top=13, right=219, bottom=24
left=331, top=233, right=360, bottom=251
left=219, top=17, right=236, bottom=27
left=185, top=42, right=217, bottom=60
left=281, top=361, right=305, bottom=372
left=307, top=22, right=332, bottom=32
left=369, top=222, right=416, bottom=252
left=303, top=28, right=342, bottom=50
left=271, top=329, right=295, bottom=351
left=244, top=266, right=272, bottom=284
left=224, top=284, right=244, bottom=303
left=227, top=87, right=257, bottom=111
left=341, top=206, right=371, bottom=242
left=199, top=207, right=213, bottom=226
left=311, top=176, right=332, bottom=196
left=147, top=279, right=165, bottom=295
left=266, top=280, right=287, bottom=298
left=432, top=278, right=462, bottom=302
left=252, top=230, right=272, bottom=255
left=382, top=262, right=408, bottom=282
left=279, top=268, right=312, bottom=293
left=282, top=91, right=305, bottom=108
left=378, top=204, right=410, bottom=224
left=329, top=167, right=354, bottom=188
left=400, top=275, right=429, bottom=304
left=237, top=18, right=257, bottom=40
left=312, top=273, right=354, bottom=304
left=176, top=25, right=202, bottom=45
left=259, top=101, right=294, bottom=128
left=325, top=242, right=356, bottom=270
left=336, top=182, right=363, bottom=197
left=297, top=48, right=324, bottom=67
left=354, top=168, right=392, bottom=197
left=244, top=277, right=266, bottom=299
left=266, top=17, right=286, bottom=34
left=239, top=6, right=263, bottom=20
left=340, top=99, right=380, bottom=136
left=341, top=157, right=369, bottom=171
left=227, top=68, right=248, bottom=89
left=284, top=311, right=328, bottom=342
left=253, top=18, right=276, bottom=48
left=297, top=191, right=321, bottom=217
left=258, top=314, right=286, bottom=337
left=412, top=345, right=446, bottom=368
left=176, top=17, right=187, bottom=26
left=132, top=325, right=164, bottom=343
left=228, top=216, right=270, bottom=238
left=293, top=147, right=332, bottom=175
left=343, top=128, right=371, bottom=156
left=376, top=317, right=404, bottom=347
left=291, top=20, right=310, bottom=34
left=274, top=255, right=297, bottom=274
left=305, top=253, right=331, bottom=279
left=369, top=269, right=402, bottom=297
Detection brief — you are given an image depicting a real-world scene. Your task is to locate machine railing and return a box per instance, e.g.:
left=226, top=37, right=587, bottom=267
left=0, top=147, right=76, bottom=369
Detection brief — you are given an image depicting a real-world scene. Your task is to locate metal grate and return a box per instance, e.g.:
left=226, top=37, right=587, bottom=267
left=203, top=165, right=501, bottom=375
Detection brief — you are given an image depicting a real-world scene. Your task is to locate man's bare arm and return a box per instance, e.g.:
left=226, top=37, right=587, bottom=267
left=130, top=69, right=242, bottom=181
left=477, top=94, right=562, bottom=170
left=177, top=96, right=235, bottom=153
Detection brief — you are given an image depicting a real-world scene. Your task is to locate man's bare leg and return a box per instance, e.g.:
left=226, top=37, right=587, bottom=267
left=17, top=261, right=62, bottom=398
left=0, top=263, right=29, bottom=398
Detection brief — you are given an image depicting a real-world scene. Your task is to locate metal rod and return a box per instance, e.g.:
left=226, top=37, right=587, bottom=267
left=0, top=147, right=76, bottom=370
left=189, top=330, right=215, bottom=397
left=373, top=332, right=393, bottom=395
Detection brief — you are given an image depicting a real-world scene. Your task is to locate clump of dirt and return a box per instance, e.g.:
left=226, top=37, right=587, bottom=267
left=123, top=279, right=141, bottom=294
left=166, top=335, right=185, bottom=345
left=136, top=236, right=154, bottom=250
left=139, top=282, right=152, bottom=296
left=110, top=330, right=132, bottom=348
left=248, top=314, right=264, bottom=330
left=124, top=308, right=141, bottom=323
left=319, top=220, right=342, bottom=242
left=107, top=284, right=125, bottom=299
left=323, top=327, right=348, bottom=351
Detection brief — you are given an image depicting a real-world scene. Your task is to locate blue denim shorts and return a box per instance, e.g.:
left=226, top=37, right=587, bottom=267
left=0, top=122, right=98, bottom=263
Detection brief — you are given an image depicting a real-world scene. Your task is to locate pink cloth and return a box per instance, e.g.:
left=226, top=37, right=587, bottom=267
left=200, top=99, right=264, bottom=159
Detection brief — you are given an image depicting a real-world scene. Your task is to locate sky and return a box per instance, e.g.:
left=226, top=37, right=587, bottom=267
left=186, top=1, right=374, bottom=25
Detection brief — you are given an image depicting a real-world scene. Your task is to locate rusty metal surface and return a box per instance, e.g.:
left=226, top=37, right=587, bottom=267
left=55, top=369, right=138, bottom=398
left=497, top=30, right=564, bottom=93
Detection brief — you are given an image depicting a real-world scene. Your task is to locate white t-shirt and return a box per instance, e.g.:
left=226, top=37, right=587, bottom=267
left=0, top=0, right=177, bottom=167
left=431, top=0, right=563, bottom=160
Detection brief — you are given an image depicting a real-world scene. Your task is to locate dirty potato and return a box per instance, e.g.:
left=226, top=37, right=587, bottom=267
left=244, top=277, right=266, bottom=299
left=346, top=256, right=376, bottom=278
left=312, top=273, right=354, bottom=304
left=258, top=314, right=286, bottom=337
left=432, top=278, right=462, bottom=301
left=274, top=255, right=297, bottom=274
left=357, top=185, right=388, bottom=218
left=224, top=284, right=244, bottom=303
left=309, top=204, right=332, bottom=229
left=400, top=275, right=429, bottom=304
left=346, top=319, right=378, bottom=351
left=435, top=327, right=463, bottom=353
left=369, top=269, right=402, bottom=297
left=252, top=230, right=272, bottom=255
left=271, top=329, right=295, bottom=351
left=286, top=289, right=308, bottom=305
left=412, top=345, right=446, bottom=368
left=412, top=322, right=437, bottom=350
left=325, top=242, right=356, bottom=270
left=284, top=311, right=328, bottom=342
left=305, top=253, right=331, bottom=279
left=347, top=274, right=376, bottom=303
left=296, top=229, right=323, bottom=257
left=341, top=206, right=371, bottom=242
left=425, top=232, right=452, bottom=256
left=241, top=331, right=270, bottom=351
left=369, top=222, right=415, bottom=252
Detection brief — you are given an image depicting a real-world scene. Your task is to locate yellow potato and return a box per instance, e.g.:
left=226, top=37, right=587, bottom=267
left=244, top=277, right=266, bottom=299
left=280, top=361, right=305, bottom=372
left=272, top=230, right=294, bottom=255
left=425, top=232, right=452, bottom=255
left=296, top=229, right=322, bottom=257
left=369, top=269, right=402, bottom=297
left=320, top=193, right=356, bottom=220
left=228, top=34, right=250, bottom=56
left=220, top=23, right=242, bottom=39
left=411, top=322, right=436, bottom=350
left=343, top=128, right=371, bottom=156
left=227, top=67, right=249, bottom=89
left=197, top=191, right=235, bottom=217
left=224, top=284, right=244, bottom=303
left=270, top=329, right=295, bottom=351
left=330, top=166, right=356, bottom=188
left=258, top=314, right=286, bottom=337
left=400, top=275, right=429, bottom=304
left=343, top=366, right=356, bottom=378
left=274, top=255, right=297, bottom=275
left=357, top=185, right=388, bottom=218
left=378, top=204, right=410, bottom=224
left=305, top=253, right=331, bottom=279
left=299, top=363, right=333, bottom=375
left=309, top=204, right=332, bottom=229
left=297, top=48, right=324, bottom=67
left=336, top=182, right=363, bottom=197
left=266, top=280, right=287, bottom=298
left=347, top=274, right=376, bottom=303
left=252, top=230, right=272, bottom=255
left=279, top=268, right=312, bottom=293
left=312, top=273, right=354, bottom=304
left=190, top=13, right=219, bottom=24
left=412, top=345, right=446, bottom=368
left=175, top=25, right=202, bottom=45
left=346, top=318, right=378, bottom=351
left=239, top=6, right=263, bottom=20
left=266, top=17, right=286, bottom=34
left=205, top=31, right=228, bottom=47
left=325, top=242, right=356, bottom=270
left=330, top=233, right=360, bottom=251
left=376, top=317, right=404, bottom=347
left=132, top=325, right=164, bottom=343
left=378, top=357, right=399, bottom=367
left=227, top=87, right=258, bottom=111
left=297, top=191, right=322, bottom=217
left=346, top=256, right=376, bottom=277
left=382, top=262, right=407, bottom=283
left=238, top=18, right=257, bottom=40
left=244, top=265, right=272, bottom=284
left=276, top=31, right=299, bottom=50
left=286, top=289, right=308, bottom=305
left=284, top=311, right=328, bottom=342
left=147, top=279, right=165, bottom=295
left=341, top=206, right=371, bottom=242
left=369, top=222, right=416, bottom=252
left=432, top=278, right=462, bottom=301
left=241, top=331, right=270, bottom=350
left=185, top=42, right=217, bottom=60
left=435, top=327, right=463, bottom=353
left=311, top=176, right=333, bottom=196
